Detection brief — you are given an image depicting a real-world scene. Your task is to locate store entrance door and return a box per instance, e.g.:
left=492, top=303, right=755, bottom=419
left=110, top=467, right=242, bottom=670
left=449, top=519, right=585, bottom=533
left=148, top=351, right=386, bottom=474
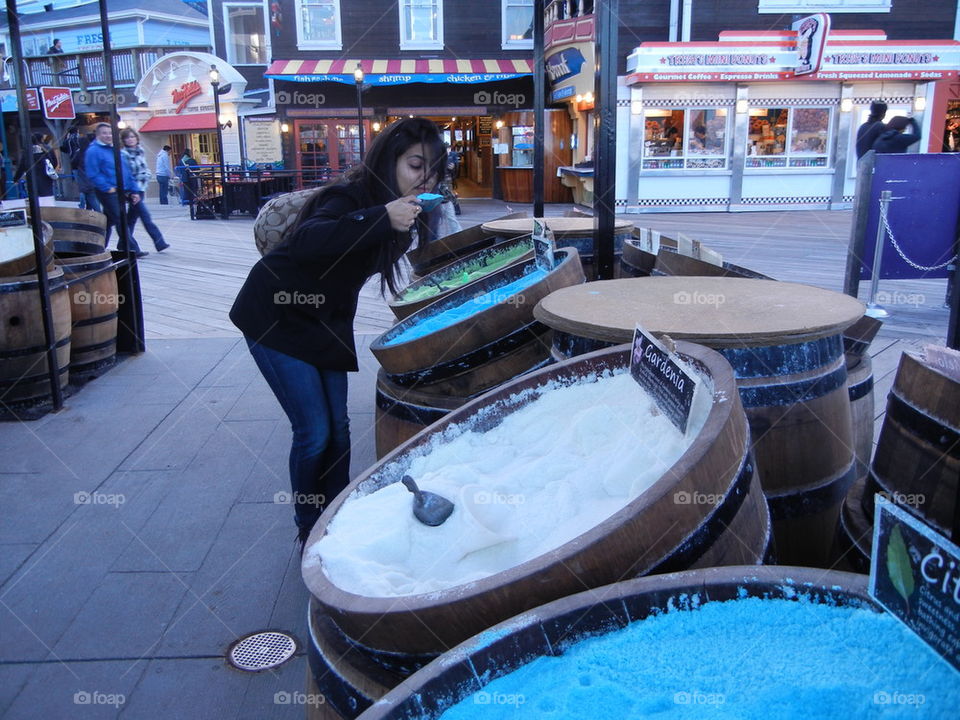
left=294, top=120, right=367, bottom=185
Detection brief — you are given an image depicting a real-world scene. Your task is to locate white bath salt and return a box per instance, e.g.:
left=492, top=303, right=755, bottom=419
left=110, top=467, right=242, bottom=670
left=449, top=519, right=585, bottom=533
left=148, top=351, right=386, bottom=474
left=309, top=368, right=714, bottom=597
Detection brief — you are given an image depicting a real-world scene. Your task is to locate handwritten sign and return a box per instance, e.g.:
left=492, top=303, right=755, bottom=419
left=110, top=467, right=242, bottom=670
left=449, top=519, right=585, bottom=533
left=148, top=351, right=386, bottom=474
left=630, top=326, right=696, bottom=433
left=532, top=218, right=556, bottom=271
left=869, top=496, right=960, bottom=674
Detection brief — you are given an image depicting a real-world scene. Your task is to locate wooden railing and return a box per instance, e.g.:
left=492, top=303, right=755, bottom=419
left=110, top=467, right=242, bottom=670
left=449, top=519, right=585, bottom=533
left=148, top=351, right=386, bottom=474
left=6, top=46, right=209, bottom=91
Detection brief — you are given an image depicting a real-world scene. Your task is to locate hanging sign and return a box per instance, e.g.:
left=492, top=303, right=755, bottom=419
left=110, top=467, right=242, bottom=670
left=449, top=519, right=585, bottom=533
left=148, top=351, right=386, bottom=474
left=793, top=13, right=831, bottom=76
left=869, top=496, right=960, bottom=674
left=629, top=326, right=697, bottom=433
left=40, top=87, right=75, bottom=120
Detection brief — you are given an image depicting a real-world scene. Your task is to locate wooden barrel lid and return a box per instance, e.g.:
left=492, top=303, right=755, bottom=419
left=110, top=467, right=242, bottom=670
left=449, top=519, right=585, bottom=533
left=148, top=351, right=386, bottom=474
left=534, top=277, right=864, bottom=348
left=481, top=217, right=633, bottom=237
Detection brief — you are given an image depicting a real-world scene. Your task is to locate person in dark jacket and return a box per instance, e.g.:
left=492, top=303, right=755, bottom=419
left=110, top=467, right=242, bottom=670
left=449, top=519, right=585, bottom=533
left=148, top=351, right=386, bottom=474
left=84, top=122, right=146, bottom=256
left=855, top=101, right=887, bottom=159
left=872, top=115, right=921, bottom=154
left=230, top=117, right=446, bottom=548
left=74, top=132, right=100, bottom=211
left=177, top=148, right=198, bottom=205
left=13, top=132, right=58, bottom=198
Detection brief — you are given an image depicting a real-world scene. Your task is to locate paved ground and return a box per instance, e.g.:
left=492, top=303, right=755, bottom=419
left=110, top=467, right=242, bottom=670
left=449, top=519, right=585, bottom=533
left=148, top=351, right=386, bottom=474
left=0, top=196, right=952, bottom=719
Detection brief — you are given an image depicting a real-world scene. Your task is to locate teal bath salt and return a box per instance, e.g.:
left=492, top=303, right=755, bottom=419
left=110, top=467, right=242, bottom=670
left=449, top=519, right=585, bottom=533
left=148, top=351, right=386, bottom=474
left=439, top=598, right=959, bottom=719
left=385, top=269, right=547, bottom=346
left=398, top=243, right=532, bottom=303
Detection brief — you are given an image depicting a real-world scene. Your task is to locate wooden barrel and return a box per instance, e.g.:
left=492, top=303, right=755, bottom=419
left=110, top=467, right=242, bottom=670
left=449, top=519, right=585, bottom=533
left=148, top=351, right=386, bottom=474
left=653, top=247, right=776, bottom=280
left=621, top=230, right=679, bottom=278
left=303, top=342, right=771, bottom=663
left=39, top=207, right=106, bottom=252
left=406, top=212, right=528, bottom=277
left=388, top=236, right=533, bottom=320
left=0, top=265, right=71, bottom=403
left=832, top=474, right=872, bottom=574
left=480, top=216, right=633, bottom=279
left=534, top=277, right=865, bottom=568
left=253, top=188, right=318, bottom=256
left=846, top=353, right=874, bottom=477
left=353, top=567, right=876, bottom=719
left=371, top=249, right=583, bottom=397
left=863, top=351, right=959, bottom=536
left=0, top=221, right=55, bottom=276
left=374, top=370, right=470, bottom=460
left=55, top=249, right=118, bottom=374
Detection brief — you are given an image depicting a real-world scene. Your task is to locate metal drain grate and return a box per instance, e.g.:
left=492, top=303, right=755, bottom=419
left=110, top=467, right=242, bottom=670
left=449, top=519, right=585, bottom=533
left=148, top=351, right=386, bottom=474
left=227, top=631, right=297, bottom=672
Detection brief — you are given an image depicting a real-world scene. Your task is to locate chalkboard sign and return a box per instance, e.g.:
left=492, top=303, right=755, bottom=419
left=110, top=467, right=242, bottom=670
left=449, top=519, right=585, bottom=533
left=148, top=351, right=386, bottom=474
left=630, top=326, right=696, bottom=433
left=478, top=116, right=493, bottom=135
left=532, top=218, right=556, bottom=271
left=0, top=210, right=27, bottom=228
left=869, top=496, right=960, bottom=674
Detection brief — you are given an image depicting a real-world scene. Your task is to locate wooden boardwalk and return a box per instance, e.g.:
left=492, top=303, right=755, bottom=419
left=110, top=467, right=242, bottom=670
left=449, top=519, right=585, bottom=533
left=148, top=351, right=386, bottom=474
left=131, top=199, right=949, bottom=444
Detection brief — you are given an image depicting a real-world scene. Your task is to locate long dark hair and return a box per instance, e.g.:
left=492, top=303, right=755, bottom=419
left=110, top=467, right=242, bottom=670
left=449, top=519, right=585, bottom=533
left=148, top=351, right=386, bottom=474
left=294, top=117, right=447, bottom=295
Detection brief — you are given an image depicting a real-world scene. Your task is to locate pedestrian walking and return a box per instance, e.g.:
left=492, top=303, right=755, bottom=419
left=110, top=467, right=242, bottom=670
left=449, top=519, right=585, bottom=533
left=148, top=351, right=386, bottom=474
left=74, top=132, right=100, bottom=212
left=178, top=148, right=198, bottom=205
left=120, top=128, right=169, bottom=252
left=855, top=101, right=887, bottom=160
left=230, top=117, right=446, bottom=550
left=13, top=132, right=58, bottom=198
left=872, top=115, right=922, bottom=154
left=155, top=145, right=173, bottom=205
left=84, top=122, right=147, bottom=257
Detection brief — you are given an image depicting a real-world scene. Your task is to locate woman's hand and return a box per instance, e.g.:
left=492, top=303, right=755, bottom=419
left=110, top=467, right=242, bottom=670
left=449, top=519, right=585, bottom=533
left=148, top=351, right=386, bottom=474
left=385, top=196, right=421, bottom=232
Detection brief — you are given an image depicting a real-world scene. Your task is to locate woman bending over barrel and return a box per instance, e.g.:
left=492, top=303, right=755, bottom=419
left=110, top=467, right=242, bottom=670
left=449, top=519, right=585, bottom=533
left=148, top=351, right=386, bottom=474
left=231, top=118, right=446, bottom=550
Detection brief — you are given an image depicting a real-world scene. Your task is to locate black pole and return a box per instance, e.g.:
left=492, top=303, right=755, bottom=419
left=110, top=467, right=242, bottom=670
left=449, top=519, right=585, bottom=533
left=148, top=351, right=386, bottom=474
left=210, top=67, right=227, bottom=219
left=5, top=0, right=64, bottom=411
left=236, top=112, right=247, bottom=172
left=532, top=0, right=545, bottom=218
left=592, top=0, right=618, bottom=280
left=355, top=71, right=365, bottom=160
left=99, top=0, right=143, bottom=351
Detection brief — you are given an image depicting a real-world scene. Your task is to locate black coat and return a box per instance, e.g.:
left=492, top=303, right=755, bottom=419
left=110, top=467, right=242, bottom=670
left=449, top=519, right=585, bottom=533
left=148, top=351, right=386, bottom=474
left=855, top=119, right=885, bottom=159
left=14, top=145, right=57, bottom=197
left=230, top=182, right=402, bottom=370
left=872, top=118, right=921, bottom=154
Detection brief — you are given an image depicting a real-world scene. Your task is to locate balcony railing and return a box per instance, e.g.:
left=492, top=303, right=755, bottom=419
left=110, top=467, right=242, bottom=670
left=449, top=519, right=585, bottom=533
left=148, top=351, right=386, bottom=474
left=4, top=46, right=209, bottom=91
left=544, top=1, right=595, bottom=50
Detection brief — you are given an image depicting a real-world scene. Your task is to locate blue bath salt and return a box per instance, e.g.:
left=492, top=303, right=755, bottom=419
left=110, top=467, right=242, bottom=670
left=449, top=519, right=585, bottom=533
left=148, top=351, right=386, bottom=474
left=438, top=598, right=959, bottom=719
left=384, top=269, right=548, bottom=346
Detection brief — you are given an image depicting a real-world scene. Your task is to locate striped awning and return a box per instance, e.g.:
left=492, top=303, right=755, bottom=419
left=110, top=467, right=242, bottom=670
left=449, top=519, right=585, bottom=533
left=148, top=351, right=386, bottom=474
left=265, top=58, right=533, bottom=85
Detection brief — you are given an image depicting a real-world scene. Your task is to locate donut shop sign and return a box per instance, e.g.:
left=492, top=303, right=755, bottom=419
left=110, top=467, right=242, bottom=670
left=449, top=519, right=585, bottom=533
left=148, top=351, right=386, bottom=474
left=40, top=86, right=76, bottom=120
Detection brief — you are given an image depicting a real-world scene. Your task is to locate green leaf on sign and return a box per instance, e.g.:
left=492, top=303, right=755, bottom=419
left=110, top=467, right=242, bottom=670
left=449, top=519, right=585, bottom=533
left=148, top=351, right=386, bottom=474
left=886, top=524, right=915, bottom=605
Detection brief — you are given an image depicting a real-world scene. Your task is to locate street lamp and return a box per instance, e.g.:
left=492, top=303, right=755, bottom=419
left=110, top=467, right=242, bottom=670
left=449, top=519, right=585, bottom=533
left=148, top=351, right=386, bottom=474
left=354, top=64, right=365, bottom=160
left=209, top=64, right=227, bottom=217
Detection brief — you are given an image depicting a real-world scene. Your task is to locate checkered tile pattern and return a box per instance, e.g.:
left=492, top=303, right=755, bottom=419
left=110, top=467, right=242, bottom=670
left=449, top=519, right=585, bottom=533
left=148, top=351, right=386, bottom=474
left=741, top=196, right=831, bottom=205
left=749, top=98, right=839, bottom=106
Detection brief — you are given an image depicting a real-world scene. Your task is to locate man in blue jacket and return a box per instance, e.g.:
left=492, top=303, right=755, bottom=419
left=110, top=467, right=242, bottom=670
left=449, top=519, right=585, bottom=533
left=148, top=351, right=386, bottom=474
left=84, top=123, right=147, bottom=257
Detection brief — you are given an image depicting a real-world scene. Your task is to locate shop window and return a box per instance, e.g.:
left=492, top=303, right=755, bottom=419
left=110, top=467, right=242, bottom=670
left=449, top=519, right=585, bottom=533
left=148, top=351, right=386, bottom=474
left=296, top=0, right=342, bottom=49
left=400, top=0, right=443, bottom=50
left=503, top=0, right=533, bottom=48
left=758, top=0, right=891, bottom=12
left=511, top=125, right=534, bottom=166
left=747, top=107, right=831, bottom=169
left=642, top=108, right=729, bottom=170
left=224, top=3, right=267, bottom=65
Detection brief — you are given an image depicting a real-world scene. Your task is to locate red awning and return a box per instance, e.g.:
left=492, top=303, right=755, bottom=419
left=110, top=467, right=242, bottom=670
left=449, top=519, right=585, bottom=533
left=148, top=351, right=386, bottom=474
left=139, top=113, right=217, bottom=133
left=265, top=58, right=532, bottom=85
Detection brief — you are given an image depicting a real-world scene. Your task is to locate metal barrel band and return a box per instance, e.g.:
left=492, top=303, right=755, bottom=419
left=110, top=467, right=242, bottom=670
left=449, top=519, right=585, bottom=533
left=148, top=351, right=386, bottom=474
left=848, top=373, right=874, bottom=402
left=718, top=335, right=843, bottom=380
left=71, top=312, right=119, bottom=329
left=649, top=450, right=756, bottom=575
left=766, top=460, right=858, bottom=521
left=884, top=391, right=960, bottom=456
left=0, top=363, right=69, bottom=390
left=0, top=335, right=71, bottom=359
left=735, top=362, right=849, bottom=408
left=552, top=330, right=615, bottom=359
left=375, top=387, right=456, bottom=426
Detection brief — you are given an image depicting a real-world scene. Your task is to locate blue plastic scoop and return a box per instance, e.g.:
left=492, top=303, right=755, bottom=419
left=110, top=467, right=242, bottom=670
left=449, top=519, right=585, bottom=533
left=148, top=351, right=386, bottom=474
left=417, top=193, right=444, bottom=212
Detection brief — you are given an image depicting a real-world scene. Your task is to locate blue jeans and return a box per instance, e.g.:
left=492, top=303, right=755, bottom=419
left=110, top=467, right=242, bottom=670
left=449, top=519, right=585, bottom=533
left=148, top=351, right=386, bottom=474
left=126, top=191, right=166, bottom=250
left=157, top=176, right=170, bottom=204
left=78, top=191, right=101, bottom=212
left=246, top=338, right=351, bottom=531
left=95, top=190, right=142, bottom=252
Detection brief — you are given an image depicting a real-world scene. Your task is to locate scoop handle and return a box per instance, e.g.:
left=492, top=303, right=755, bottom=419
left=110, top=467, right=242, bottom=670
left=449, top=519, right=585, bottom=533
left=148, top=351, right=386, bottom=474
left=401, top=475, right=421, bottom=499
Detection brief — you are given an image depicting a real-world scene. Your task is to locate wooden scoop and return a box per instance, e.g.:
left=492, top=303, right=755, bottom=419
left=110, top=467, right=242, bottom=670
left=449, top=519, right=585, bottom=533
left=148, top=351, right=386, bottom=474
left=401, top=475, right=455, bottom=527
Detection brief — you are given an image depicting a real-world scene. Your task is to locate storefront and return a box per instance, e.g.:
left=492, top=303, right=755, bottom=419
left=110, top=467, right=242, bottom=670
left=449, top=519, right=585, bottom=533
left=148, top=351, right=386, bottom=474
left=121, top=51, right=257, bottom=197
left=264, top=58, right=536, bottom=197
left=621, top=26, right=960, bottom=213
